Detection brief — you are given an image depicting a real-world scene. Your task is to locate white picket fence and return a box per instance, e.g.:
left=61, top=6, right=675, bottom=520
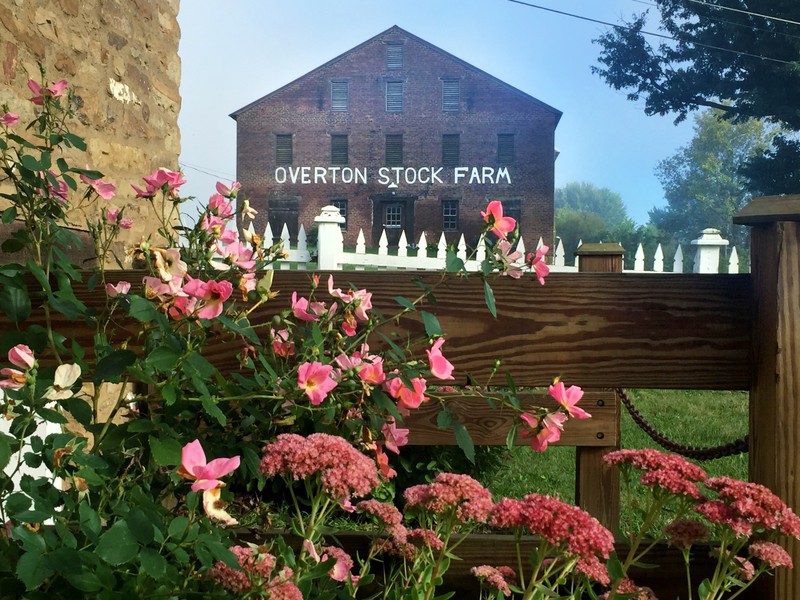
left=254, top=206, right=742, bottom=274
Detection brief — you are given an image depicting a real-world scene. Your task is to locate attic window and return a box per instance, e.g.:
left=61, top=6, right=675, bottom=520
left=442, top=79, right=460, bottom=112
left=331, top=81, right=349, bottom=112
left=385, top=134, right=403, bottom=166
left=276, top=134, right=293, bottom=166
left=331, top=134, right=348, bottom=165
left=386, top=43, right=404, bottom=69
left=497, top=133, right=515, bottom=166
left=442, top=134, right=460, bottom=167
left=386, top=81, right=404, bottom=112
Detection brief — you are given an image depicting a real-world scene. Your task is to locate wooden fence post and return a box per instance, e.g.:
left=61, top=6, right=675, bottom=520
left=314, top=205, right=345, bottom=270
left=573, top=243, right=622, bottom=531
left=734, top=196, right=800, bottom=600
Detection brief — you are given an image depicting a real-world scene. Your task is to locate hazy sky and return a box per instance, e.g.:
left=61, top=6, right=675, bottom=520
left=177, top=0, right=697, bottom=225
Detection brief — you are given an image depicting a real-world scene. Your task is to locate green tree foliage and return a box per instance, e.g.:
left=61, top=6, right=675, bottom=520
left=592, top=1, right=800, bottom=194
left=555, top=182, right=631, bottom=228
left=555, top=182, right=647, bottom=267
left=650, top=109, right=776, bottom=259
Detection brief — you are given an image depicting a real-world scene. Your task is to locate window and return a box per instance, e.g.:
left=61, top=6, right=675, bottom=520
left=442, top=199, right=459, bottom=231
left=384, top=203, right=403, bottom=228
left=276, top=134, right=293, bottom=166
left=386, top=81, right=404, bottom=112
left=385, top=134, right=403, bottom=166
left=501, top=198, right=521, bottom=227
left=386, top=43, right=403, bottom=69
left=442, top=134, right=460, bottom=167
left=331, top=81, right=349, bottom=112
left=497, top=134, right=515, bottom=166
left=442, top=79, right=460, bottom=112
left=331, top=198, right=348, bottom=230
left=330, top=134, right=348, bottom=165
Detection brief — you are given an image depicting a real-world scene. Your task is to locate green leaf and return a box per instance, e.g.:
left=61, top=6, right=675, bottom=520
left=15, top=550, right=53, bottom=591
left=62, top=397, right=93, bottom=427
left=94, top=349, right=137, bottom=383
left=421, top=311, right=442, bottom=337
left=125, top=509, right=154, bottom=545
left=5, top=493, right=32, bottom=518
left=161, top=382, right=177, bottom=405
left=63, top=132, right=87, bottom=151
left=201, top=395, right=226, bottom=426
left=20, top=154, right=41, bottom=171
left=607, top=553, right=625, bottom=581
left=95, top=521, right=139, bottom=566
left=216, top=314, right=260, bottom=344
left=393, top=296, right=416, bottom=311
left=145, top=347, right=181, bottom=371
left=149, top=435, right=182, bottom=467
left=505, top=422, right=518, bottom=450
left=184, top=351, right=216, bottom=378
left=445, top=249, right=465, bottom=273
left=79, top=502, right=101, bottom=540
left=436, top=408, right=454, bottom=429
left=128, top=295, right=165, bottom=325
left=483, top=279, right=497, bottom=318
left=1, top=237, right=26, bottom=253
left=0, top=434, right=11, bottom=471
left=64, top=569, right=103, bottom=592
left=370, top=388, right=402, bottom=421
left=138, top=547, right=167, bottom=580
left=167, top=516, right=189, bottom=541
left=454, top=422, right=475, bottom=463
left=1, top=205, right=17, bottom=224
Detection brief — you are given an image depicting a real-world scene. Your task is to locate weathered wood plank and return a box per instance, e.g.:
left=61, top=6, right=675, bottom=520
left=403, top=390, right=618, bottom=447
left=245, top=529, right=754, bottom=600
left=747, top=221, right=800, bottom=600
left=15, top=271, right=752, bottom=390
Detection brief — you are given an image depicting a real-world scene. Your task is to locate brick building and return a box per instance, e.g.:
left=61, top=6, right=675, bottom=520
left=231, top=25, right=561, bottom=249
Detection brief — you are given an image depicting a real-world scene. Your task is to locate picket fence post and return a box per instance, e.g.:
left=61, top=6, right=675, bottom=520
left=314, top=205, right=345, bottom=270
left=691, top=228, right=729, bottom=273
left=734, top=196, right=800, bottom=600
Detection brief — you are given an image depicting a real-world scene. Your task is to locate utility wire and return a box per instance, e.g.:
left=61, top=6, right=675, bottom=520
left=685, top=0, right=800, bottom=27
left=179, top=160, right=236, bottom=182
left=505, top=0, right=795, bottom=64
left=632, top=0, right=800, bottom=42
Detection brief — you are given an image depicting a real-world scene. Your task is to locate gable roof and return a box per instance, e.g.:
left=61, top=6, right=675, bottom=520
left=230, top=25, right=561, bottom=122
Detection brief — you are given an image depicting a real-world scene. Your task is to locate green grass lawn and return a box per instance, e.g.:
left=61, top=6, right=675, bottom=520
left=479, top=389, right=749, bottom=529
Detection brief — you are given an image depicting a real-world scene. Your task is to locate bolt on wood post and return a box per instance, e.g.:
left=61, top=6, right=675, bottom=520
left=734, top=196, right=800, bottom=600
left=573, top=243, right=623, bottom=532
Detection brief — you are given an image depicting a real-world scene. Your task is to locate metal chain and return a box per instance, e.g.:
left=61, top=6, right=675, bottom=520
left=616, top=388, right=749, bottom=460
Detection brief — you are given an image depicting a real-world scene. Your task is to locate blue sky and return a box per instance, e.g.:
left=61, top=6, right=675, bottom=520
left=177, top=0, right=696, bottom=226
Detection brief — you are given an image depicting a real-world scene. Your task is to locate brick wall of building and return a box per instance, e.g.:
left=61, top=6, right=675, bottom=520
left=233, top=26, right=560, bottom=250
left=0, top=0, right=181, bottom=249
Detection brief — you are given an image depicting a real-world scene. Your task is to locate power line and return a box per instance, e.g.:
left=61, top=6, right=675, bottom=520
left=505, top=0, right=794, bottom=64
left=179, top=160, right=237, bottom=182
left=685, top=0, right=800, bottom=27
left=632, top=0, right=800, bottom=42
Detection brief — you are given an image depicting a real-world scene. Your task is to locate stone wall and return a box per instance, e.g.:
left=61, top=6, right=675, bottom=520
left=0, top=0, right=182, bottom=249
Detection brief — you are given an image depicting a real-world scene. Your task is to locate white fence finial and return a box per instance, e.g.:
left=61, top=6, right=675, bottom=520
left=691, top=228, right=729, bottom=273
left=314, top=205, right=345, bottom=270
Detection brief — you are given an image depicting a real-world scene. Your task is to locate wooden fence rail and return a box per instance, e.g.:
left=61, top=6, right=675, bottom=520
left=10, top=196, right=800, bottom=599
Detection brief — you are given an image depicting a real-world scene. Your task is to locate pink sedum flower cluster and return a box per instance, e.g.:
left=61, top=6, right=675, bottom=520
left=696, top=476, right=800, bottom=538
left=404, top=473, right=494, bottom=524
left=209, top=545, right=301, bottom=599
left=604, top=448, right=708, bottom=499
left=260, top=433, right=381, bottom=502
left=471, top=565, right=517, bottom=597
left=490, top=493, right=615, bottom=585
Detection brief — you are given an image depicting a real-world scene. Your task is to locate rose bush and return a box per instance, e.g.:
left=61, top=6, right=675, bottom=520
left=0, top=72, right=797, bottom=600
